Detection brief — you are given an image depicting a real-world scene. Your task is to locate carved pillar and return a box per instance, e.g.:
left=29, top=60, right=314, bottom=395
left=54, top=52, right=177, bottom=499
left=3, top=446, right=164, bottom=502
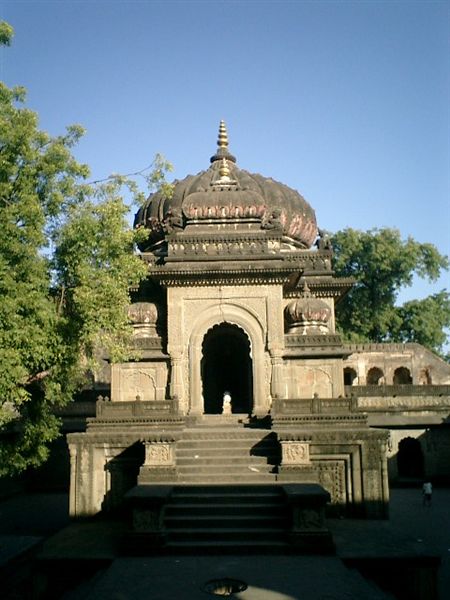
left=361, top=437, right=389, bottom=518
left=270, top=348, right=284, bottom=400
left=169, top=351, right=184, bottom=410
left=381, top=439, right=390, bottom=512
left=68, top=444, right=78, bottom=517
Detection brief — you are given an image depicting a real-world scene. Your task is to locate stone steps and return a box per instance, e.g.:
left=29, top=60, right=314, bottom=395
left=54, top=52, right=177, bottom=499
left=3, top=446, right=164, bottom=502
left=174, top=427, right=279, bottom=483
left=163, top=484, right=290, bottom=551
left=166, top=515, right=288, bottom=529
left=165, top=539, right=289, bottom=554
left=176, top=455, right=270, bottom=466
left=165, top=502, right=284, bottom=516
left=176, top=474, right=276, bottom=484
left=168, top=486, right=282, bottom=503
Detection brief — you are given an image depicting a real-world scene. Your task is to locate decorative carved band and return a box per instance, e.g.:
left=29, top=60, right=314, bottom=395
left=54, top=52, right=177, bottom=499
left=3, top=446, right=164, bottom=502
left=285, top=334, right=342, bottom=347
left=131, top=337, right=164, bottom=350
left=167, top=236, right=281, bottom=260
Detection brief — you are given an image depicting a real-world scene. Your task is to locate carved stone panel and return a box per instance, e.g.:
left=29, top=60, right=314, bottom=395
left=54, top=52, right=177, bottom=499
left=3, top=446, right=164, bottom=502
left=284, top=362, right=333, bottom=399
left=144, top=442, right=175, bottom=467
left=313, top=459, right=347, bottom=506
left=111, top=363, right=168, bottom=403
left=281, top=442, right=310, bottom=465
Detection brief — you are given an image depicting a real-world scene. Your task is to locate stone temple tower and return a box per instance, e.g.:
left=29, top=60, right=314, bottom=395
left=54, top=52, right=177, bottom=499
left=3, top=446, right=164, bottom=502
left=68, top=123, right=389, bottom=523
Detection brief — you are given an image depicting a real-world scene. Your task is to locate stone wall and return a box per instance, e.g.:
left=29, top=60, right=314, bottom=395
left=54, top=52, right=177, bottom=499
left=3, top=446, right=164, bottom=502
left=167, top=283, right=285, bottom=415
left=343, top=343, right=450, bottom=385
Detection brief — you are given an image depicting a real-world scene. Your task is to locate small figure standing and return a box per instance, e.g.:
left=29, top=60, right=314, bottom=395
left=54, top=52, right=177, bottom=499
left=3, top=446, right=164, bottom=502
left=222, top=391, right=232, bottom=415
left=422, top=481, right=432, bottom=507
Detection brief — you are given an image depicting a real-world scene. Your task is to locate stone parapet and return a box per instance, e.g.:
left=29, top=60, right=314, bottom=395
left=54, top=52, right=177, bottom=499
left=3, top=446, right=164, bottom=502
left=346, top=384, right=450, bottom=398
left=95, top=398, right=177, bottom=419
left=272, top=397, right=361, bottom=417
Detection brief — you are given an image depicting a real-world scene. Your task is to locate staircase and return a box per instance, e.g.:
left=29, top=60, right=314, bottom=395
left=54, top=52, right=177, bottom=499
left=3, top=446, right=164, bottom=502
left=126, top=422, right=333, bottom=555
left=164, top=484, right=290, bottom=553
left=175, top=423, right=279, bottom=483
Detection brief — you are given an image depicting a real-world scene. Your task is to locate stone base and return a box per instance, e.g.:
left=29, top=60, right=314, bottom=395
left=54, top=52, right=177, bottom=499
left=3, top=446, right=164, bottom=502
left=138, top=467, right=177, bottom=484
left=277, top=466, right=319, bottom=483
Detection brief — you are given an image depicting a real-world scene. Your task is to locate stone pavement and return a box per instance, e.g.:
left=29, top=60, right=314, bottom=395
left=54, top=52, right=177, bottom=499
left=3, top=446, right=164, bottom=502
left=0, top=488, right=449, bottom=599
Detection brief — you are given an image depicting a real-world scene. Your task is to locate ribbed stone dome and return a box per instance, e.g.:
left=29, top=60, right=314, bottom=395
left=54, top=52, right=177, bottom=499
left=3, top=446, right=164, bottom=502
left=127, top=302, right=160, bottom=337
left=285, top=283, right=331, bottom=334
left=135, top=121, right=318, bottom=251
left=128, top=302, right=159, bottom=325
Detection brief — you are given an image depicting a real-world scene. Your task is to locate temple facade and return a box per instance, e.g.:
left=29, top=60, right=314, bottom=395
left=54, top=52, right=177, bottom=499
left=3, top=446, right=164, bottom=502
left=67, top=123, right=450, bottom=522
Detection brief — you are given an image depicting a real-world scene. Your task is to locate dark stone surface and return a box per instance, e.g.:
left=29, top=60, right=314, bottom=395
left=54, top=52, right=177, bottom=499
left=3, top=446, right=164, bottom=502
left=1, top=488, right=447, bottom=599
left=65, top=555, right=389, bottom=600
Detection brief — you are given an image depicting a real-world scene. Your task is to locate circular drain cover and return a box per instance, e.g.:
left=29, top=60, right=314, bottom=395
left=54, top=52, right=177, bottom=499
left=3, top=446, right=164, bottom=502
left=203, top=578, right=248, bottom=596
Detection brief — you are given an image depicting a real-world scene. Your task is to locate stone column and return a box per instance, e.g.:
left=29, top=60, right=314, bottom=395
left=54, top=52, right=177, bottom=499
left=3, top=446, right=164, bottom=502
left=68, top=443, right=78, bottom=517
left=270, top=348, right=284, bottom=400
left=169, top=350, right=184, bottom=411
left=361, top=437, right=389, bottom=518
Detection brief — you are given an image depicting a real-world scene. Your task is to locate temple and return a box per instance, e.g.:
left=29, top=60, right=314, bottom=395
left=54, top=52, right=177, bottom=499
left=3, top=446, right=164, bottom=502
left=67, top=123, right=450, bottom=546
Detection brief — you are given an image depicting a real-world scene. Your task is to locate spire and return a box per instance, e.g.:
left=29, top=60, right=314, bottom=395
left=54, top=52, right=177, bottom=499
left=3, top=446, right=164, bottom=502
left=210, top=120, right=236, bottom=164
left=217, top=120, right=229, bottom=149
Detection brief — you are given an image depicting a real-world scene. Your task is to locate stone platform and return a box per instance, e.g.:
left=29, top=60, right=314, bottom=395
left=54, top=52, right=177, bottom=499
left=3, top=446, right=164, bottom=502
left=124, top=483, right=334, bottom=555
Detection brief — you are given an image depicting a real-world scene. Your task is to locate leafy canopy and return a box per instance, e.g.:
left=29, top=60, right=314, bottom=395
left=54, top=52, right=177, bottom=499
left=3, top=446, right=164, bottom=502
left=0, top=23, right=172, bottom=475
left=331, top=228, right=450, bottom=356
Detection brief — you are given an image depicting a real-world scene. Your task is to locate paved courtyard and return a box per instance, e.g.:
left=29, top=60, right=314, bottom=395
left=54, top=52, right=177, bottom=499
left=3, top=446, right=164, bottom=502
left=0, top=487, right=449, bottom=599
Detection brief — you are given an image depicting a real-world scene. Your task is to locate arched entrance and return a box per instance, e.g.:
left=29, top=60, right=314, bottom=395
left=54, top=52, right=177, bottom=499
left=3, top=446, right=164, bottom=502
left=397, top=436, right=424, bottom=478
left=393, top=367, right=412, bottom=384
left=201, top=323, right=253, bottom=414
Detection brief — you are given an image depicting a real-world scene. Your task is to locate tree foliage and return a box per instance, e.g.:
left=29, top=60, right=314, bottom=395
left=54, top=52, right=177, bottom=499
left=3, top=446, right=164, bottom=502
left=331, top=228, right=450, bottom=356
left=0, top=24, right=172, bottom=475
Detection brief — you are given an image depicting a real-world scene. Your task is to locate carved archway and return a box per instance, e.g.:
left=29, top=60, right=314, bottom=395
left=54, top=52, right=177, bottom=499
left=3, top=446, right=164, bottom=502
left=188, top=302, right=267, bottom=415
left=201, top=323, right=253, bottom=414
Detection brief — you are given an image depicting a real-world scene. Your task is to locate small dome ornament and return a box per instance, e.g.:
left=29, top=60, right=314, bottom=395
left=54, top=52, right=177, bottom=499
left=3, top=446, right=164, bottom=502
left=285, top=282, right=331, bottom=335
left=127, top=302, right=159, bottom=337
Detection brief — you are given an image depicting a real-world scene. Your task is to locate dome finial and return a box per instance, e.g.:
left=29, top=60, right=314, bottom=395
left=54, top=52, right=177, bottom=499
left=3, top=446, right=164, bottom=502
left=217, top=120, right=229, bottom=149
left=302, top=280, right=312, bottom=297
left=219, top=157, right=230, bottom=179
left=210, top=120, right=236, bottom=164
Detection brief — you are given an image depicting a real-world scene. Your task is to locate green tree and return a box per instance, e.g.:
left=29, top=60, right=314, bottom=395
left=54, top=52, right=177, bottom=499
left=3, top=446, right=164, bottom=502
left=331, top=228, right=450, bottom=355
left=0, top=24, right=172, bottom=475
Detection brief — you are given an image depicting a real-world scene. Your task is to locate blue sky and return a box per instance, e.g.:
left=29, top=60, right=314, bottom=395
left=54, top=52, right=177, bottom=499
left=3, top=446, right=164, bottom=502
left=1, top=0, right=449, bottom=302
